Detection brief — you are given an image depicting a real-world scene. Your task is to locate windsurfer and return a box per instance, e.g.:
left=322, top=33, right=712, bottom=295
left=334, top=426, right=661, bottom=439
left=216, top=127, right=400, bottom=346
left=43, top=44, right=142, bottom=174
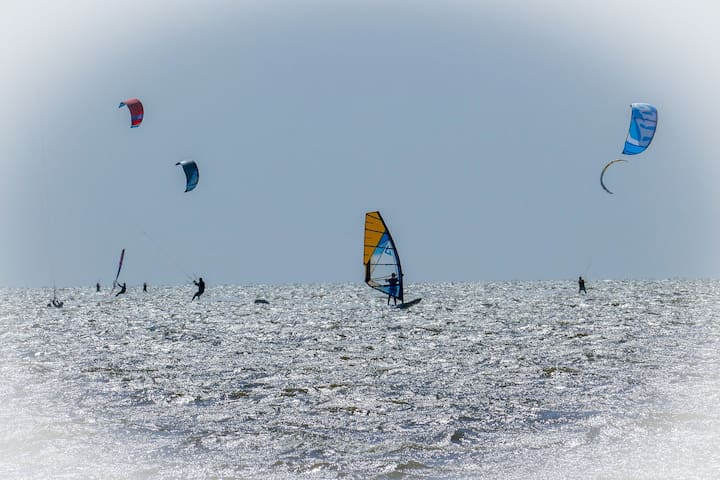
left=192, top=277, right=205, bottom=301
left=116, top=282, right=127, bottom=296
left=387, top=273, right=399, bottom=305
left=578, top=276, right=587, bottom=294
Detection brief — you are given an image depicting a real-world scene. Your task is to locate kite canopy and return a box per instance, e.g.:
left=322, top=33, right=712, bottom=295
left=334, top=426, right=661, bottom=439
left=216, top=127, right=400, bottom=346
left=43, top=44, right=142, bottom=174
left=622, top=103, right=657, bottom=155
left=364, top=211, right=403, bottom=302
left=176, top=160, right=199, bottom=192
left=118, top=98, right=144, bottom=128
left=601, top=103, right=658, bottom=194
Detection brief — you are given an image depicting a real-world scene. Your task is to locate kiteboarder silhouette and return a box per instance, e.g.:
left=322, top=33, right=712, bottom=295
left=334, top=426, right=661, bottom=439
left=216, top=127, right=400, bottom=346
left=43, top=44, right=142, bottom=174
left=48, top=297, right=63, bottom=308
left=192, top=277, right=205, bottom=301
left=578, top=276, right=587, bottom=294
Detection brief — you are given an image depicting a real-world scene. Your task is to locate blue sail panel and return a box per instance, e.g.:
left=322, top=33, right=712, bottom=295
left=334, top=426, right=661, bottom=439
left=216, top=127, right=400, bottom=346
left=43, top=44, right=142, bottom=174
left=622, top=103, right=658, bottom=155
left=371, top=234, right=400, bottom=297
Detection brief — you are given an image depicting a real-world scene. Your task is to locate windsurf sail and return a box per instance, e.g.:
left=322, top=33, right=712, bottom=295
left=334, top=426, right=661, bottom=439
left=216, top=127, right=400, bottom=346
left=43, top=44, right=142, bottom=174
left=364, top=211, right=403, bottom=302
left=113, top=248, right=125, bottom=287
left=622, top=103, right=658, bottom=155
left=176, top=160, right=199, bottom=192
left=118, top=98, right=144, bottom=128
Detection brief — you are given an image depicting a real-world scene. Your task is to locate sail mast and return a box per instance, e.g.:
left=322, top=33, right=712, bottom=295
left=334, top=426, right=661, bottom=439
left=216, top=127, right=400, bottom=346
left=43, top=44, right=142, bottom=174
left=110, top=248, right=125, bottom=295
left=114, top=248, right=125, bottom=285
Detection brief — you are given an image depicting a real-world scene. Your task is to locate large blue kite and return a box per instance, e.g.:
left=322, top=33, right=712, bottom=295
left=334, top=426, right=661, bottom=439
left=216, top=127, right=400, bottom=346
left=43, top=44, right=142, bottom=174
left=622, top=103, right=658, bottom=155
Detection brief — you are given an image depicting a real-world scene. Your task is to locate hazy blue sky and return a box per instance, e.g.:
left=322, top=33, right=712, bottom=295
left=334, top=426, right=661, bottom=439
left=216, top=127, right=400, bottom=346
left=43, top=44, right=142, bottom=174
left=2, top=0, right=720, bottom=287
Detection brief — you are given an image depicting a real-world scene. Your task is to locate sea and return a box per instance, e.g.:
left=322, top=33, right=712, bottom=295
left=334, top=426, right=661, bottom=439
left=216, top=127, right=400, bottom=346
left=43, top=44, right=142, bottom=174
left=1, top=280, right=719, bottom=479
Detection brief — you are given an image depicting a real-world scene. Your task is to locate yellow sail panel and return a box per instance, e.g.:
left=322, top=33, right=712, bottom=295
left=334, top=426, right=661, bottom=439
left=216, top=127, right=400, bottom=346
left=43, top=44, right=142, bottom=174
left=364, top=211, right=387, bottom=265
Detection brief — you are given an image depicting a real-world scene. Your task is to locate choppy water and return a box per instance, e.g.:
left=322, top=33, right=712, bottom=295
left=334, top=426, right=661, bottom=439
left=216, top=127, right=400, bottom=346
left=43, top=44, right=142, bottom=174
left=1, top=280, right=720, bottom=479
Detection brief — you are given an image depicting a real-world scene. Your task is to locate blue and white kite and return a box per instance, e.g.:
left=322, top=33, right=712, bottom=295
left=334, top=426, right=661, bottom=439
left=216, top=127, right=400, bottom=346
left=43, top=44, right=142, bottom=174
left=601, top=103, right=658, bottom=194
left=622, top=103, right=658, bottom=155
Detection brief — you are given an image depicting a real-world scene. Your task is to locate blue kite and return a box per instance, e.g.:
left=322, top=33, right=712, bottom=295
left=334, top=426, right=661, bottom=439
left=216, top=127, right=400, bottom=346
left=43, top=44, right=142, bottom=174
left=622, top=103, right=658, bottom=155
left=176, top=160, right=199, bottom=192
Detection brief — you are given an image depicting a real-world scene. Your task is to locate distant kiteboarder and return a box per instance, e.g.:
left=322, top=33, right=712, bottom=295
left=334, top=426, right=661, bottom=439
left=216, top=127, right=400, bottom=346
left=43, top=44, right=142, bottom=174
left=96, top=282, right=100, bottom=292
left=48, top=287, right=64, bottom=307
left=192, top=277, right=205, bottom=301
left=116, top=282, right=127, bottom=296
left=48, top=297, right=63, bottom=308
left=143, top=282, right=148, bottom=293
left=578, top=276, right=587, bottom=294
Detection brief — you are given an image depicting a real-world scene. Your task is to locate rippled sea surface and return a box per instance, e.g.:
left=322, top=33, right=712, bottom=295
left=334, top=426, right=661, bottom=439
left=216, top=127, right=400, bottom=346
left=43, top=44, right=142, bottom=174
left=1, top=280, right=720, bottom=479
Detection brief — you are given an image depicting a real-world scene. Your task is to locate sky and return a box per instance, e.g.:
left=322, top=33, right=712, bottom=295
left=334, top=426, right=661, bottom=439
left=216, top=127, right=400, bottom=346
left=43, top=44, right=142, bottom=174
left=2, top=0, right=720, bottom=287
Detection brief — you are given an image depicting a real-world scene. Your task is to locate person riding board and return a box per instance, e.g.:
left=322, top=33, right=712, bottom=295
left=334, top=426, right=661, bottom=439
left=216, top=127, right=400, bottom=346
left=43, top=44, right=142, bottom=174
left=116, top=282, right=127, bottom=296
left=192, top=277, right=205, bottom=301
left=387, top=272, right=399, bottom=305
left=578, top=276, right=587, bottom=294
left=48, top=296, right=63, bottom=308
